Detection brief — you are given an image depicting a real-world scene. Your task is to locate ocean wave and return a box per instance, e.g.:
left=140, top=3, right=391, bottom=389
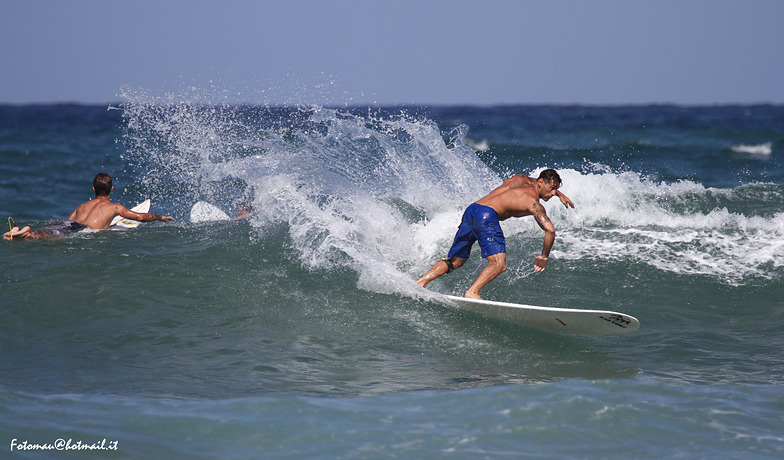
left=119, top=94, right=783, bottom=292
left=546, top=167, right=784, bottom=284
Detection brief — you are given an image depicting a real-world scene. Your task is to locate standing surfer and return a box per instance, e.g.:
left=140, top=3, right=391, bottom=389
left=416, top=169, right=573, bottom=299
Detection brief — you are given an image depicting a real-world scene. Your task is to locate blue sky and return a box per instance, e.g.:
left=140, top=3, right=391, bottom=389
left=2, top=0, right=782, bottom=106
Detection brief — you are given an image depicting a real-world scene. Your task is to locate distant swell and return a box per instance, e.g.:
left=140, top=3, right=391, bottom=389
left=730, top=142, right=772, bottom=157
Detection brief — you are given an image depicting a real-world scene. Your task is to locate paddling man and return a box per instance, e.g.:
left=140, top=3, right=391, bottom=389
left=416, top=169, right=574, bottom=299
left=4, top=173, right=174, bottom=240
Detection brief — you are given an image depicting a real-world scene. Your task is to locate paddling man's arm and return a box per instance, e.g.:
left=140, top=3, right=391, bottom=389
left=114, top=205, right=174, bottom=223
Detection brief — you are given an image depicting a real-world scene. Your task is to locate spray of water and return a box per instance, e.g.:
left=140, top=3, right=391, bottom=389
left=120, top=87, right=784, bottom=292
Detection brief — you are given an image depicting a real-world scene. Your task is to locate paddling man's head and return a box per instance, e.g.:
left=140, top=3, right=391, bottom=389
left=93, top=173, right=113, bottom=197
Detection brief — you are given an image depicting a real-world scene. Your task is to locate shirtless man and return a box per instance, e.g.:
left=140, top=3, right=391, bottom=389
left=5, top=173, right=174, bottom=240
left=416, top=169, right=574, bottom=299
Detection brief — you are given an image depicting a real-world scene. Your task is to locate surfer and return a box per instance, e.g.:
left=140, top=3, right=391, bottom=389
left=4, top=173, right=174, bottom=240
left=416, top=169, right=574, bottom=299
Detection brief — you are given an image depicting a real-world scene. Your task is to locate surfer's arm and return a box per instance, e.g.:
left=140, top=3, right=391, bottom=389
left=556, top=190, right=575, bottom=209
left=117, top=206, right=174, bottom=223
left=532, top=202, right=555, bottom=271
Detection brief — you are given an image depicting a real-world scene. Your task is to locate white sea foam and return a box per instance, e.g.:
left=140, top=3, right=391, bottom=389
left=464, top=137, right=490, bottom=152
left=548, top=168, right=784, bottom=284
left=730, top=142, right=772, bottom=157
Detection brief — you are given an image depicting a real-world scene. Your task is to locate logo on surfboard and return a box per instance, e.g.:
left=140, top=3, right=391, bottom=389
left=598, top=314, right=633, bottom=328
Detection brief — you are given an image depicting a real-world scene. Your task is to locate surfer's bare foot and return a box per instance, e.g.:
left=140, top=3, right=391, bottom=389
left=4, top=226, right=33, bottom=240
left=464, top=290, right=481, bottom=300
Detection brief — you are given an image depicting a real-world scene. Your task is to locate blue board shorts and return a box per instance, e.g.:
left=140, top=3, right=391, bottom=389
left=447, top=203, right=506, bottom=259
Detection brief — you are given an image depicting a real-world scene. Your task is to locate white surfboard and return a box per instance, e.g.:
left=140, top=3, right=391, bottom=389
left=442, top=295, right=640, bottom=336
left=190, top=201, right=231, bottom=223
left=109, top=199, right=151, bottom=229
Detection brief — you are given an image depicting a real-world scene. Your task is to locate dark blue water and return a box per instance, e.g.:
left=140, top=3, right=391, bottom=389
left=1, top=102, right=783, bottom=458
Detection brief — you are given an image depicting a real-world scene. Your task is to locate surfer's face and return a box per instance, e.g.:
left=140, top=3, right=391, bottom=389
left=538, top=179, right=560, bottom=201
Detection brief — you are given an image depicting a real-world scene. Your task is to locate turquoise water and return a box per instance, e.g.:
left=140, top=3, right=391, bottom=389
left=1, top=102, right=783, bottom=458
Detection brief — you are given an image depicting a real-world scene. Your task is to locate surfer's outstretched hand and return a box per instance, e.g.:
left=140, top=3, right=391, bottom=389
left=558, top=192, right=575, bottom=209
left=534, top=255, right=548, bottom=272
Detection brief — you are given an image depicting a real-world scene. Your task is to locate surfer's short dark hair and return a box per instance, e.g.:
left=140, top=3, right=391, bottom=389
left=537, top=169, right=562, bottom=185
left=93, top=173, right=112, bottom=196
